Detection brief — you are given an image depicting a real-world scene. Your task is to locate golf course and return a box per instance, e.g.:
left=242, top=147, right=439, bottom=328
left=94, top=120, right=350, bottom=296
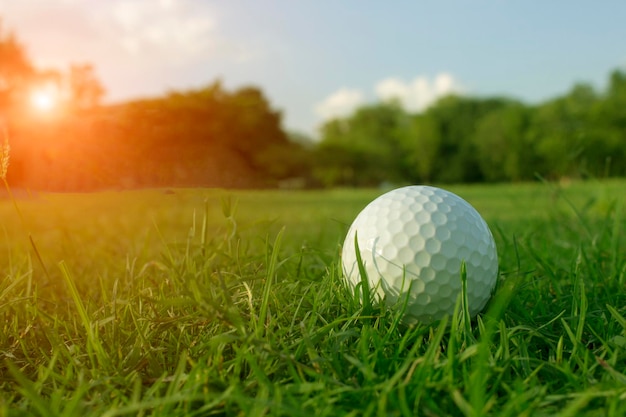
left=1, top=179, right=625, bottom=416
left=2, top=3, right=626, bottom=415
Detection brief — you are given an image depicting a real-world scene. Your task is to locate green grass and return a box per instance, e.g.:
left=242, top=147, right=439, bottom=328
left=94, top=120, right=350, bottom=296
left=1, top=179, right=625, bottom=416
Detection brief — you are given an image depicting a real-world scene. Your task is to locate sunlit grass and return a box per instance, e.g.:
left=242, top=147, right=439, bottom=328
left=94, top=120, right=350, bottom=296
left=1, top=180, right=625, bottom=416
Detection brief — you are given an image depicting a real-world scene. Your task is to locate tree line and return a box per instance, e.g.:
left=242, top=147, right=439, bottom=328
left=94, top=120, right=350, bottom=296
left=7, top=83, right=305, bottom=190
left=0, top=23, right=304, bottom=190
left=1, top=22, right=624, bottom=190
left=315, top=71, right=626, bottom=186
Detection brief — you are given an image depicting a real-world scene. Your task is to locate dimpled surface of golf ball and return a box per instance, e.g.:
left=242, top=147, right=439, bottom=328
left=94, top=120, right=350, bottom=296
left=342, top=185, right=498, bottom=324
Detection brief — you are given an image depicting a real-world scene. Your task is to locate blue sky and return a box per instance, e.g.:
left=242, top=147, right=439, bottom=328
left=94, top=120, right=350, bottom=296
left=2, top=1, right=626, bottom=137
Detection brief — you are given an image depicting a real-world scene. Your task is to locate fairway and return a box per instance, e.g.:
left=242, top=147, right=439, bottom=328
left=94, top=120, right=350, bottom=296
left=1, top=180, right=626, bottom=416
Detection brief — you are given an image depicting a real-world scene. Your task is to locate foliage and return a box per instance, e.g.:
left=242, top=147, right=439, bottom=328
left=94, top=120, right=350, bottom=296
left=5, top=81, right=306, bottom=190
left=0, top=23, right=33, bottom=112
left=472, top=101, right=535, bottom=181
left=0, top=24, right=103, bottom=116
left=67, top=64, right=105, bottom=110
left=315, top=101, right=411, bottom=187
left=317, top=73, right=626, bottom=186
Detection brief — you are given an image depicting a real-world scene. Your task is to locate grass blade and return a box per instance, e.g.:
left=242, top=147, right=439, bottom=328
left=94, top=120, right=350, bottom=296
left=257, top=227, right=284, bottom=338
left=353, top=233, right=373, bottom=316
left=58, top=261, right=108, bottom=370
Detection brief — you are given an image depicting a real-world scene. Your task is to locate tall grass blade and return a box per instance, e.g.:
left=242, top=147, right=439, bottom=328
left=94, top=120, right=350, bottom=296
left=353, top=233, right=373, bottom=316
left=59, top=261, right=108, bottom=370
left=460, top=260, right=473, bottom=340
left=257, top=227, right=284, bottom=337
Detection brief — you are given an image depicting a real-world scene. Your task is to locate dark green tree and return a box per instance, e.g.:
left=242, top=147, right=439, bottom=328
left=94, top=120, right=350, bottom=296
left=415, top=95, right=511, bottom=183
left=472, top=101, right=534, bottom=181
left=402, top=114, right=441, bottom=183
left=316, top=101, right=412, bottom=186
left=591, top=70, right=626, bottom=177
left=526, top=83, right=600, bottom=178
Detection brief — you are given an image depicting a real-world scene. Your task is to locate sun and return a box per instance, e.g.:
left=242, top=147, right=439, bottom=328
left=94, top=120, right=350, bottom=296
left=30, top=90, right=56, bottom=112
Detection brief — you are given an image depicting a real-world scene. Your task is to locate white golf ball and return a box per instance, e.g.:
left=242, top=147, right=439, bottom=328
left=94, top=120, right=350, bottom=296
left=342, top=185, right=498, bottom=324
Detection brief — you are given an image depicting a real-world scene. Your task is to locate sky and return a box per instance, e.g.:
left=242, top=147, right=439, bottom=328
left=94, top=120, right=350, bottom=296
left=2, top=0, right=626, bottom=137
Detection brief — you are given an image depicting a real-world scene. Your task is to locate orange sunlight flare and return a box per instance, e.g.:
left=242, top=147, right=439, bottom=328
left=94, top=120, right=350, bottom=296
left=29, top=78, right=61, bottom=113
left=29, top=86, right=59, bottom=112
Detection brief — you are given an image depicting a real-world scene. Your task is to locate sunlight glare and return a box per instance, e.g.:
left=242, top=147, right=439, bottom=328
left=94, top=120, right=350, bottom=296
left=30, top=90, right=56, bottom=112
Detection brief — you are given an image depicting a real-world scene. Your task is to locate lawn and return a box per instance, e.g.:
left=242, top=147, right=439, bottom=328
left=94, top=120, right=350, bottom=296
left=1, top=179, right=625, bottom=416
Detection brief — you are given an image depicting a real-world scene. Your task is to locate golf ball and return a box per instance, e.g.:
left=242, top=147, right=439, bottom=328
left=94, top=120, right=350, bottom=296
left=342, top=185, right=498, bottom=324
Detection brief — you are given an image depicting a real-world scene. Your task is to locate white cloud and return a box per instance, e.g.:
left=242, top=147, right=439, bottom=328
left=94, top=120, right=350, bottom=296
left=314, top=88, right=365, bottom=120
left=375, top=73, right=463, bottom=112
left=1, top=0, right=220, bottom=69
left=110, top=0, right=215, bottom=57
left=315, top=73, right=463, bottom=123
left=1, top=0, right=268, bottom=101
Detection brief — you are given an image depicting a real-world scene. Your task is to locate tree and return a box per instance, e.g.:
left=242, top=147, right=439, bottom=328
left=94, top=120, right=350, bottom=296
left=472, top=102, right=535, bottom=181
left=416, top=95, right=511, bottom=183
left=402, top=114, right=441, bottom=183
left=316, top=101, right=412, bottom=186
left=68, top=64, right=105, bottom=110
left=527, top=83, right=600, bottom=178
left=591, top=70, right=626, bottom=176
left=0, top=23, right=33, bottom=112
left=222, top=86, right=290, bottom=175
left=315, top=119, right=362, bottom=186
left=0, top=23, right=105, bottom=118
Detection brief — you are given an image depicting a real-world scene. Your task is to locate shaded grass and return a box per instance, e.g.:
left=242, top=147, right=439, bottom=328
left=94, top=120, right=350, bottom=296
left=0, top=180, right=625, bottom=416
